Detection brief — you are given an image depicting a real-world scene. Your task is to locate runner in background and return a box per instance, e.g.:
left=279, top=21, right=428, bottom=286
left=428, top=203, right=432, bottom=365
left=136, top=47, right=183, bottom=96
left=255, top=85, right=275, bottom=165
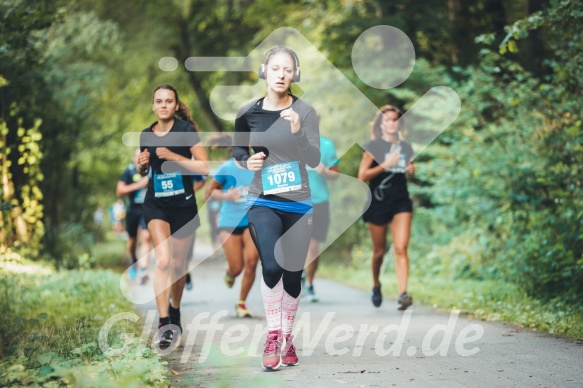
left=138, top=84, right=209, bottom=349
left=205, top=133, right=231, bottom=254
left=183, top=133, right=231, bottom=292
left=183, top=174, right=206, bottom=291
left=303, top=136, right=339, bottom=302
left=358, top=105, right=415, bottom=311
left=116, top=148, right=152, bottom=282
left=206, top=190, right=222, bottom=250
left=206, top=137, right=258, bottom=318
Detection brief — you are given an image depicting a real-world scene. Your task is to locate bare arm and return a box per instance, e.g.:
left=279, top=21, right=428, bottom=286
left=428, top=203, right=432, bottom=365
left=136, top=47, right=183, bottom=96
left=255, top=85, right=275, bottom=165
left=190, top=143, right=210, bottom=175
left=205, top=179, right=241, bottom=202
left=205, top=178, right=221, bottom=201
left=193, top=179, right=206, bottom=192
left=358, top=151, right=399, bottom=181
left=155, top=142, right=210, bottom=175
left=116, top=178, right=147, bottom=197
left=317, top=164, right=339, bottom=180
left=405, top=159, right=416, bottom=175
left=137, top=149, right=151, bottom=177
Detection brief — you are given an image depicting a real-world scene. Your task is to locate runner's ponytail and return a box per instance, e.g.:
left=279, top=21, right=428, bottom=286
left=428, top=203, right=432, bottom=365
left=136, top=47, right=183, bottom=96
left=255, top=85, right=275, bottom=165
left=176, top=101, right=200, bottom=132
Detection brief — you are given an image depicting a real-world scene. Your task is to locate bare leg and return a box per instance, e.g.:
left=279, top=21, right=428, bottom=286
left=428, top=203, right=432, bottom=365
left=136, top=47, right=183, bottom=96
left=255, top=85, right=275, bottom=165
left=389, top=212, right=412, bottom=294
left=138, top=227, right=152, bottom=269
left=221, top=230, right=244, bottom=278
left=128, top=236, right=137, bottom=262
left=367, top=222, right=388, bottom=287
left=305, top=238, right=319, bottom=285
left=149, top=220, right=172, bottom=318
left=185, top=233, right=194, bottom=272
left=169, top=233, right=194, bottom=309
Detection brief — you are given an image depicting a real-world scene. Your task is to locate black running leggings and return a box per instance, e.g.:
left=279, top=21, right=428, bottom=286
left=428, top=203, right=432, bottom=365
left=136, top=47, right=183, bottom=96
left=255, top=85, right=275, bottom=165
left=248, top=206, right=313, bottom=298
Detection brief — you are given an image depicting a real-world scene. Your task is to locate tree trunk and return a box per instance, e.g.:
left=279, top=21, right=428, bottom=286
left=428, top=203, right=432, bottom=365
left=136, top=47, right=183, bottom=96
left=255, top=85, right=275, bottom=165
left=447, top=0, right=473, bottom=65
left=176, top=18, right=225, bottom=133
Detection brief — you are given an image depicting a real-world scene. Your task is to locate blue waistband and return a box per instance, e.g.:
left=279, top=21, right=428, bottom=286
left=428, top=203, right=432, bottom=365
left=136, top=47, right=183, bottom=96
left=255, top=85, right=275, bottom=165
left=246, top=197, right=313, bottom=214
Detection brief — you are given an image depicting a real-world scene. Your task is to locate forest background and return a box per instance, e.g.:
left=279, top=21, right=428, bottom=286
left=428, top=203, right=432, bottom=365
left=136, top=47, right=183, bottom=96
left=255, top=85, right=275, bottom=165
left=0, top=0, right=581, bottom=385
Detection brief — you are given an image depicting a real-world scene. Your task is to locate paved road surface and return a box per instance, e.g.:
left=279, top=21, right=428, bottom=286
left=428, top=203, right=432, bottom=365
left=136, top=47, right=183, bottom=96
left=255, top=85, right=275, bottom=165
left=126, top=244, right=583, bottom=387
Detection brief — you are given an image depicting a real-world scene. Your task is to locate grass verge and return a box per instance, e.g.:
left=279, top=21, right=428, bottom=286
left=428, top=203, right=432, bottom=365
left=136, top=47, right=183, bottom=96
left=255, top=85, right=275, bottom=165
left=0, top=259, right=168, bottom=387
left=318, top=256, right=583, bottom=339
left=93, top=239, right=127, bottom=270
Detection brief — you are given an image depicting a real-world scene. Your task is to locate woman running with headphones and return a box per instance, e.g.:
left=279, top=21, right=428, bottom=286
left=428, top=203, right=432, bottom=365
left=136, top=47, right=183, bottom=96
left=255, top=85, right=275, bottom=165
left=233, top=46, right=320, bottom=370
left=358, top=105, right=415, bottom=311
left=137, top=84, right=209, bottom=349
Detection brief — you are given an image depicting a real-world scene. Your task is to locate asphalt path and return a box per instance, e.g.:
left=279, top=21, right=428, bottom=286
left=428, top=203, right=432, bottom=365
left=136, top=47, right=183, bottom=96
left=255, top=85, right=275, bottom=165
left=126, top=244, right=583, bottom=387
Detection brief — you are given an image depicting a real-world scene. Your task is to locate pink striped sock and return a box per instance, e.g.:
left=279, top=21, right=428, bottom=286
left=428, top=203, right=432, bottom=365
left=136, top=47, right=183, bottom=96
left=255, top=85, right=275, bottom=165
left=281, top=290, right=301, bottom=336
left=261, top=277, right=283, bottom=332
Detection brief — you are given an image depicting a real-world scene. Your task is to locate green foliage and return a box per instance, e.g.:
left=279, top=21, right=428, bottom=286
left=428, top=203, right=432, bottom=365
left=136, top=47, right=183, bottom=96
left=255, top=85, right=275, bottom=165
left=498, top=0, right=583, bottom=90
left=0, top=0, right=579, bottom=356
left=0, top=2, right=122, bottom=265
left=404, top=48, right=582, bottom=303
left=0, top=116, right=44, bottom=259
left=53, top=223, right=96, bottom=269
left=321, top=0, right=582, bottom=317
left=92, top=240, right=127, bottom=269
left=0, top=261, right=168, bottom=387
left=35, top=10, right=129, bottom=265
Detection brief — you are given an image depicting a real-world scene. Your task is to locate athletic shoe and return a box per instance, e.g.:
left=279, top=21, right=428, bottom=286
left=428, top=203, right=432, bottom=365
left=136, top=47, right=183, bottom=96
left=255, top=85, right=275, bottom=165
left=224, top=272, right=235, bottom=288
left=138, top=268, right=149, bottom=284
left=235, top=303, right=253, bottom=318
left=261, top=330, right=282, bottom=371
left=153, top=322, right=173, bottom=350
left=371, top=285, right=382, bottom=307
left=281, top=334, right=298, bottom=366
left=169, top=307, right=183, bottom=344
left=305, top=284, right=318, bottom=303
left=398, top=292, right=413, bottom=311
left=128, top=265, right=137, bottom=280
left=169, top=306, right=182, bottom=332
left=185, top=272, right=193, bottom=291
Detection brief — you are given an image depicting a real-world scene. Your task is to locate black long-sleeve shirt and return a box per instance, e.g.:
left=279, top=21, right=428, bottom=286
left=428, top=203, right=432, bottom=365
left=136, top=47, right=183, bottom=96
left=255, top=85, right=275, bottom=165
left=232, top=96, right=320, bottom=202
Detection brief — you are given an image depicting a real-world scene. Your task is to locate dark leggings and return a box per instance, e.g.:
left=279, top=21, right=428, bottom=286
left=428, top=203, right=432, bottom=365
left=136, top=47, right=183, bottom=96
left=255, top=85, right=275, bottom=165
left=248, top=206, right=313, bottom=298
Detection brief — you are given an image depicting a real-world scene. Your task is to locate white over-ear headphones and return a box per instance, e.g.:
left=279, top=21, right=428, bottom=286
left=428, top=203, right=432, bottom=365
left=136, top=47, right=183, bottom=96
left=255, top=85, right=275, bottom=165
left=258, top=47, right=301, bottom=82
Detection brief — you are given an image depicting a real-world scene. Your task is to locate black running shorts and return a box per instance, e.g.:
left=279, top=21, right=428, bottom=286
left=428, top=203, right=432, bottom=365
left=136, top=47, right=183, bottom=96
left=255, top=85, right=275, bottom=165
left=125, top=209, right=143, bottom=238
left=143, top=203, right=200, bottom=238
left=362, top=197, right=412, bottom=225
left=218, top=226, right=248, bottom=236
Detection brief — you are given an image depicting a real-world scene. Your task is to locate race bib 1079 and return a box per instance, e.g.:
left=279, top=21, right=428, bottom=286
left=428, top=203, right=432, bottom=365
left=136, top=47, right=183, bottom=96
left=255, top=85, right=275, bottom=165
left=261, top=161, right=302, bottom=195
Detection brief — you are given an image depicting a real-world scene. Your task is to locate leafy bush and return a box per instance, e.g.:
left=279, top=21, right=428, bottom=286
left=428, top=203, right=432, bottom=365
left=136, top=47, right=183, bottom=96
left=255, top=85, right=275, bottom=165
left=51, top=222, right=96, bottom=270
left=327, top=3, right=582, bottom=312
left=0, top=117, right=44, bottom=260
left=0, top=261, right=168, bottom=387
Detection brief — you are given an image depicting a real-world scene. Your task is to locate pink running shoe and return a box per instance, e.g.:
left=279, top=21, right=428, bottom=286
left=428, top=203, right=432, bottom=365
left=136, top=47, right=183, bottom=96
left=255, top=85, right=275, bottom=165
left=281, top=334, right=298, bottom=366
left=262, top=330, right=282, bottom=370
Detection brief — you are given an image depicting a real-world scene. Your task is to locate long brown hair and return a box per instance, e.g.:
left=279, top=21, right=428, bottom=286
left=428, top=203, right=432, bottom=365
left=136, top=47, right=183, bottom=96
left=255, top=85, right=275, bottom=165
left=371, top=105, right=404, bottom=139
left=153, top=84, right=200, bottom=132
